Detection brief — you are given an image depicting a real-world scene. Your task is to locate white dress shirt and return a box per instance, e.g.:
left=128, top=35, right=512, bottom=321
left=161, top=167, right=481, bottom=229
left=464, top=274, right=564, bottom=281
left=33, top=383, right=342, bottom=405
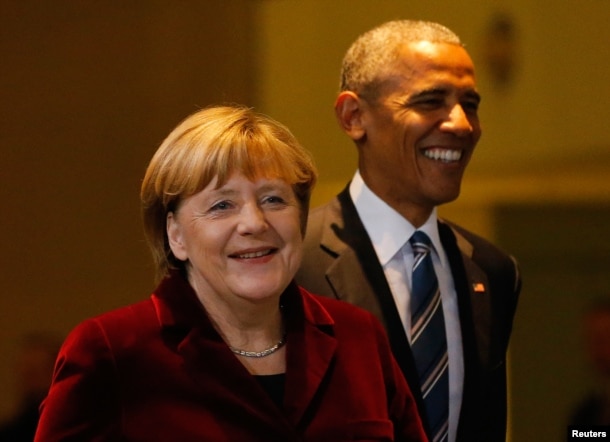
left=349, top=171, right=463, bottom=442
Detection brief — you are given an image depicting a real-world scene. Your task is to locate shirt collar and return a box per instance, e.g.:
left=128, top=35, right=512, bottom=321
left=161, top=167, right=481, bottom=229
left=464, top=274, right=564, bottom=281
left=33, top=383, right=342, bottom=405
left=349, top=170, right=444, bottom=266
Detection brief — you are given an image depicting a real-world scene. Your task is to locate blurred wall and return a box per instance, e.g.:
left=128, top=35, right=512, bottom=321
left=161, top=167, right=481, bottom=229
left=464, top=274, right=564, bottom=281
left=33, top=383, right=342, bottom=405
left=0, top=0, right=257, bottom=418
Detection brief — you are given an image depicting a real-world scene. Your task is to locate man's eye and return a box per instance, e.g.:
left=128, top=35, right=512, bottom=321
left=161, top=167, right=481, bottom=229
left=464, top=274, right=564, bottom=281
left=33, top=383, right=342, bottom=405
left=410, top=98, right=444, bottom=109
left=425, top=98, right=444, bottom=105
left=462, top=100, right=479, bottom=112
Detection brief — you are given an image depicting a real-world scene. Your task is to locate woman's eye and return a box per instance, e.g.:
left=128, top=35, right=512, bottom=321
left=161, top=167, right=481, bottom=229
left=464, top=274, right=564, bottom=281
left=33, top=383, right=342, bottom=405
left=210, top=201, right=232, bottom=211
left=263, top=195, right=285, bottom=205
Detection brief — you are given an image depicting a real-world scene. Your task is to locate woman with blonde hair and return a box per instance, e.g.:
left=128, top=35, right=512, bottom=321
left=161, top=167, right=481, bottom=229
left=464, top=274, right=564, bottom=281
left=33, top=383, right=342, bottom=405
left=35, top=105, right=426, bottom=441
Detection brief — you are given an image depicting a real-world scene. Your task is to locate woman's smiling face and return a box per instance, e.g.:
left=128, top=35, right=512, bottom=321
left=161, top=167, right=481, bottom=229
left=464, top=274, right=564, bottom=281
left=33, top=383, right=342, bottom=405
left=167, top=173, right=303, bottom=306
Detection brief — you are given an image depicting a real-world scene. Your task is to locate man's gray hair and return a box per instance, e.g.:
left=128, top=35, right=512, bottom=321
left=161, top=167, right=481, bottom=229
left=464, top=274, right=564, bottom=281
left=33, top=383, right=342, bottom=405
left=340, top=20, right=463, bottom=98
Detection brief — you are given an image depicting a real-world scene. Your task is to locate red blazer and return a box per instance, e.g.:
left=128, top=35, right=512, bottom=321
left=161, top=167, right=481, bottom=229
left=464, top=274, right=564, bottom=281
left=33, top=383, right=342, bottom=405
left=35, top=271, right=427, bottom=442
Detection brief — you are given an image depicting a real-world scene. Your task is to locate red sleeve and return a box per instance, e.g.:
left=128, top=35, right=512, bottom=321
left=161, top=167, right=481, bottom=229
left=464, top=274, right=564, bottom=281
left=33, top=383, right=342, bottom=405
left=35, top=319, right=121, bottom=441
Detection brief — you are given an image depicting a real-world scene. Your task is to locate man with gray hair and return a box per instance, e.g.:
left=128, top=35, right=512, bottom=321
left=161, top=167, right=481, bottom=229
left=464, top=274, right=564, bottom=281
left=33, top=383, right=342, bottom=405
left=297, top=20, right=521, bottom=441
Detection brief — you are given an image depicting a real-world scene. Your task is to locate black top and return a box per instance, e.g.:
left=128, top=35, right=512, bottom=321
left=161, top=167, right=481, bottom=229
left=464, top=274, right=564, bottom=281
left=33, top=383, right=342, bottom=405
left=255, top=373, right=286, bottom=409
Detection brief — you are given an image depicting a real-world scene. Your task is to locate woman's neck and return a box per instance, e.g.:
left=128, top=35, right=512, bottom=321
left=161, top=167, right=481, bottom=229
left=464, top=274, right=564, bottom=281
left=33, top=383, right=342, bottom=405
left=196, top=291, right=287, bottom=375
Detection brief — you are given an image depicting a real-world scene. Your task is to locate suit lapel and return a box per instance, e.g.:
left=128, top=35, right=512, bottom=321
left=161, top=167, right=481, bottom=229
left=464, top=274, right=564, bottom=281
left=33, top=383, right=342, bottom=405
left=317, top=188, right=428, bottom=425
left=320, top=195, right=493, bottom=371
left=318, top=191, right=496, bottom=433
left=312, top=190, right=499, bottom=439
left=438, top=220, right=493, bottom=372
left=324, top=189, right=407, bottom=337
left=439, top=221, right=497, bottom=438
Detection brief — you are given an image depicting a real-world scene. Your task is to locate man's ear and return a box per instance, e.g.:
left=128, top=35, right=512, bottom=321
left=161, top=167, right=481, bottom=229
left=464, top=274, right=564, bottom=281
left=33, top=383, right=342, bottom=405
left=166, top=212, right=187, bottom=261
left=334, top=91, right=366, bottom=141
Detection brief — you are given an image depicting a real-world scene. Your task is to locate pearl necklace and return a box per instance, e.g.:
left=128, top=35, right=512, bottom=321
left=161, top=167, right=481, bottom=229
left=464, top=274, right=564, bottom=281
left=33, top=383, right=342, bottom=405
left=229, top=334, right=287, bottom=358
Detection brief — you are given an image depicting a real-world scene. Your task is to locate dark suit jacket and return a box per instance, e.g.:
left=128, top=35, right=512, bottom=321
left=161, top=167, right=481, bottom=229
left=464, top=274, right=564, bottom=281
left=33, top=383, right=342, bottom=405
left=296, top=187, right=521, bottom=441
left=35, top=270, right=427, bottom=442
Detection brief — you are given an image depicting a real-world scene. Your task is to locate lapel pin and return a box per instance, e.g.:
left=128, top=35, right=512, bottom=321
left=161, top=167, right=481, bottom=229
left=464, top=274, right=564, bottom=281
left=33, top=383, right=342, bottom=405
left=472, top=282, right=486, bottom=293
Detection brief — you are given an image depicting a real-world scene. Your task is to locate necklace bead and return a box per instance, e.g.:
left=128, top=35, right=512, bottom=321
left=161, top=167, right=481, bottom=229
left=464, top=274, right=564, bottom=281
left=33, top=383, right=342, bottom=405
left=229, top=334, right=287, bottom=358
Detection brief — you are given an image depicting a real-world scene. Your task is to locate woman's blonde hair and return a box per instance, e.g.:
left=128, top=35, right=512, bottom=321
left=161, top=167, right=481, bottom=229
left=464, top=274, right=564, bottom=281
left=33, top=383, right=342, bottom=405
left=140, top=104, right=317, bottom=280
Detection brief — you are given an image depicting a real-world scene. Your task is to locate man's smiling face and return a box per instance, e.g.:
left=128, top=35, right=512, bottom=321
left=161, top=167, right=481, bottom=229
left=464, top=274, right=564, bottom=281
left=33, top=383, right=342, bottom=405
left=356, top=41, right=481, bottom=224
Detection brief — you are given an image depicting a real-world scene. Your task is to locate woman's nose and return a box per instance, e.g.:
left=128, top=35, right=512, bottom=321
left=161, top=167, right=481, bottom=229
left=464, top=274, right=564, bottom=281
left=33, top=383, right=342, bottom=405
left=236, top=204, right=269, bottom=235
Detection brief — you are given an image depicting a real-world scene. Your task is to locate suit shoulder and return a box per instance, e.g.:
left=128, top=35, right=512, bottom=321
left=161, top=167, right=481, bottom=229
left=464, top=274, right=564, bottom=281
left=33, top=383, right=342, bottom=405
left=304, top=197, right=341, bottom=239
left=308, top=196, right=341, bottom=218
left=298, top=197, right=347, bottom=296
left=443, top=219, right=521, bottom=296
left=444, top=220, right=517, bottom=262
left=300, top=286, right=378, bottom=325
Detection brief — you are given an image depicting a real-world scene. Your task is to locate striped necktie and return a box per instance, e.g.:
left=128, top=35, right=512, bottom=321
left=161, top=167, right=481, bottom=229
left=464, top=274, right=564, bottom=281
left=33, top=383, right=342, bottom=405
left=409, top=231, right=449, bottom=442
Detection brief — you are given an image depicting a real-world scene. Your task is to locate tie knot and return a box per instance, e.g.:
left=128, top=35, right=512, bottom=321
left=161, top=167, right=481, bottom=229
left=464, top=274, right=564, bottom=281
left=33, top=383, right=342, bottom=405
left=409, top=231, right=432, bottom=257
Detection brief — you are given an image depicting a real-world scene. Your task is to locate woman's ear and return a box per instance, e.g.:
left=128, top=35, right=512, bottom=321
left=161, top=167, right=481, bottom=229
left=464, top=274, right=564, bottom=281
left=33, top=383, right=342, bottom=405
left=334, top=91, right=366, bottom=141
left=166, top=212, right=188, bottom=261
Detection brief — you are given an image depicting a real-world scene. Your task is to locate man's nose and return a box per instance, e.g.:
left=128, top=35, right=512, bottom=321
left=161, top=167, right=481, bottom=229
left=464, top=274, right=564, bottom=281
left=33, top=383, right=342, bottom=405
left=441, top=104, right=475, bottom=136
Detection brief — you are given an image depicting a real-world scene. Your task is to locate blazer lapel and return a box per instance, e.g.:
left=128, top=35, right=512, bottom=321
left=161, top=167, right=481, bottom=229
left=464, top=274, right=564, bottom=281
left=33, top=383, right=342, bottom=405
left=283, top=286, right=338, bottom=428
left=152, top=272, right=288, bottom=420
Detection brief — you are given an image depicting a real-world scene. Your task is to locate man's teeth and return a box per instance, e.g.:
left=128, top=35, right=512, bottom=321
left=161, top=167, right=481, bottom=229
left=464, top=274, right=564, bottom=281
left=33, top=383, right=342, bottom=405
left=237, top=250, right=273, bottom=259
left=424, top=149, right=462, bottom=162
